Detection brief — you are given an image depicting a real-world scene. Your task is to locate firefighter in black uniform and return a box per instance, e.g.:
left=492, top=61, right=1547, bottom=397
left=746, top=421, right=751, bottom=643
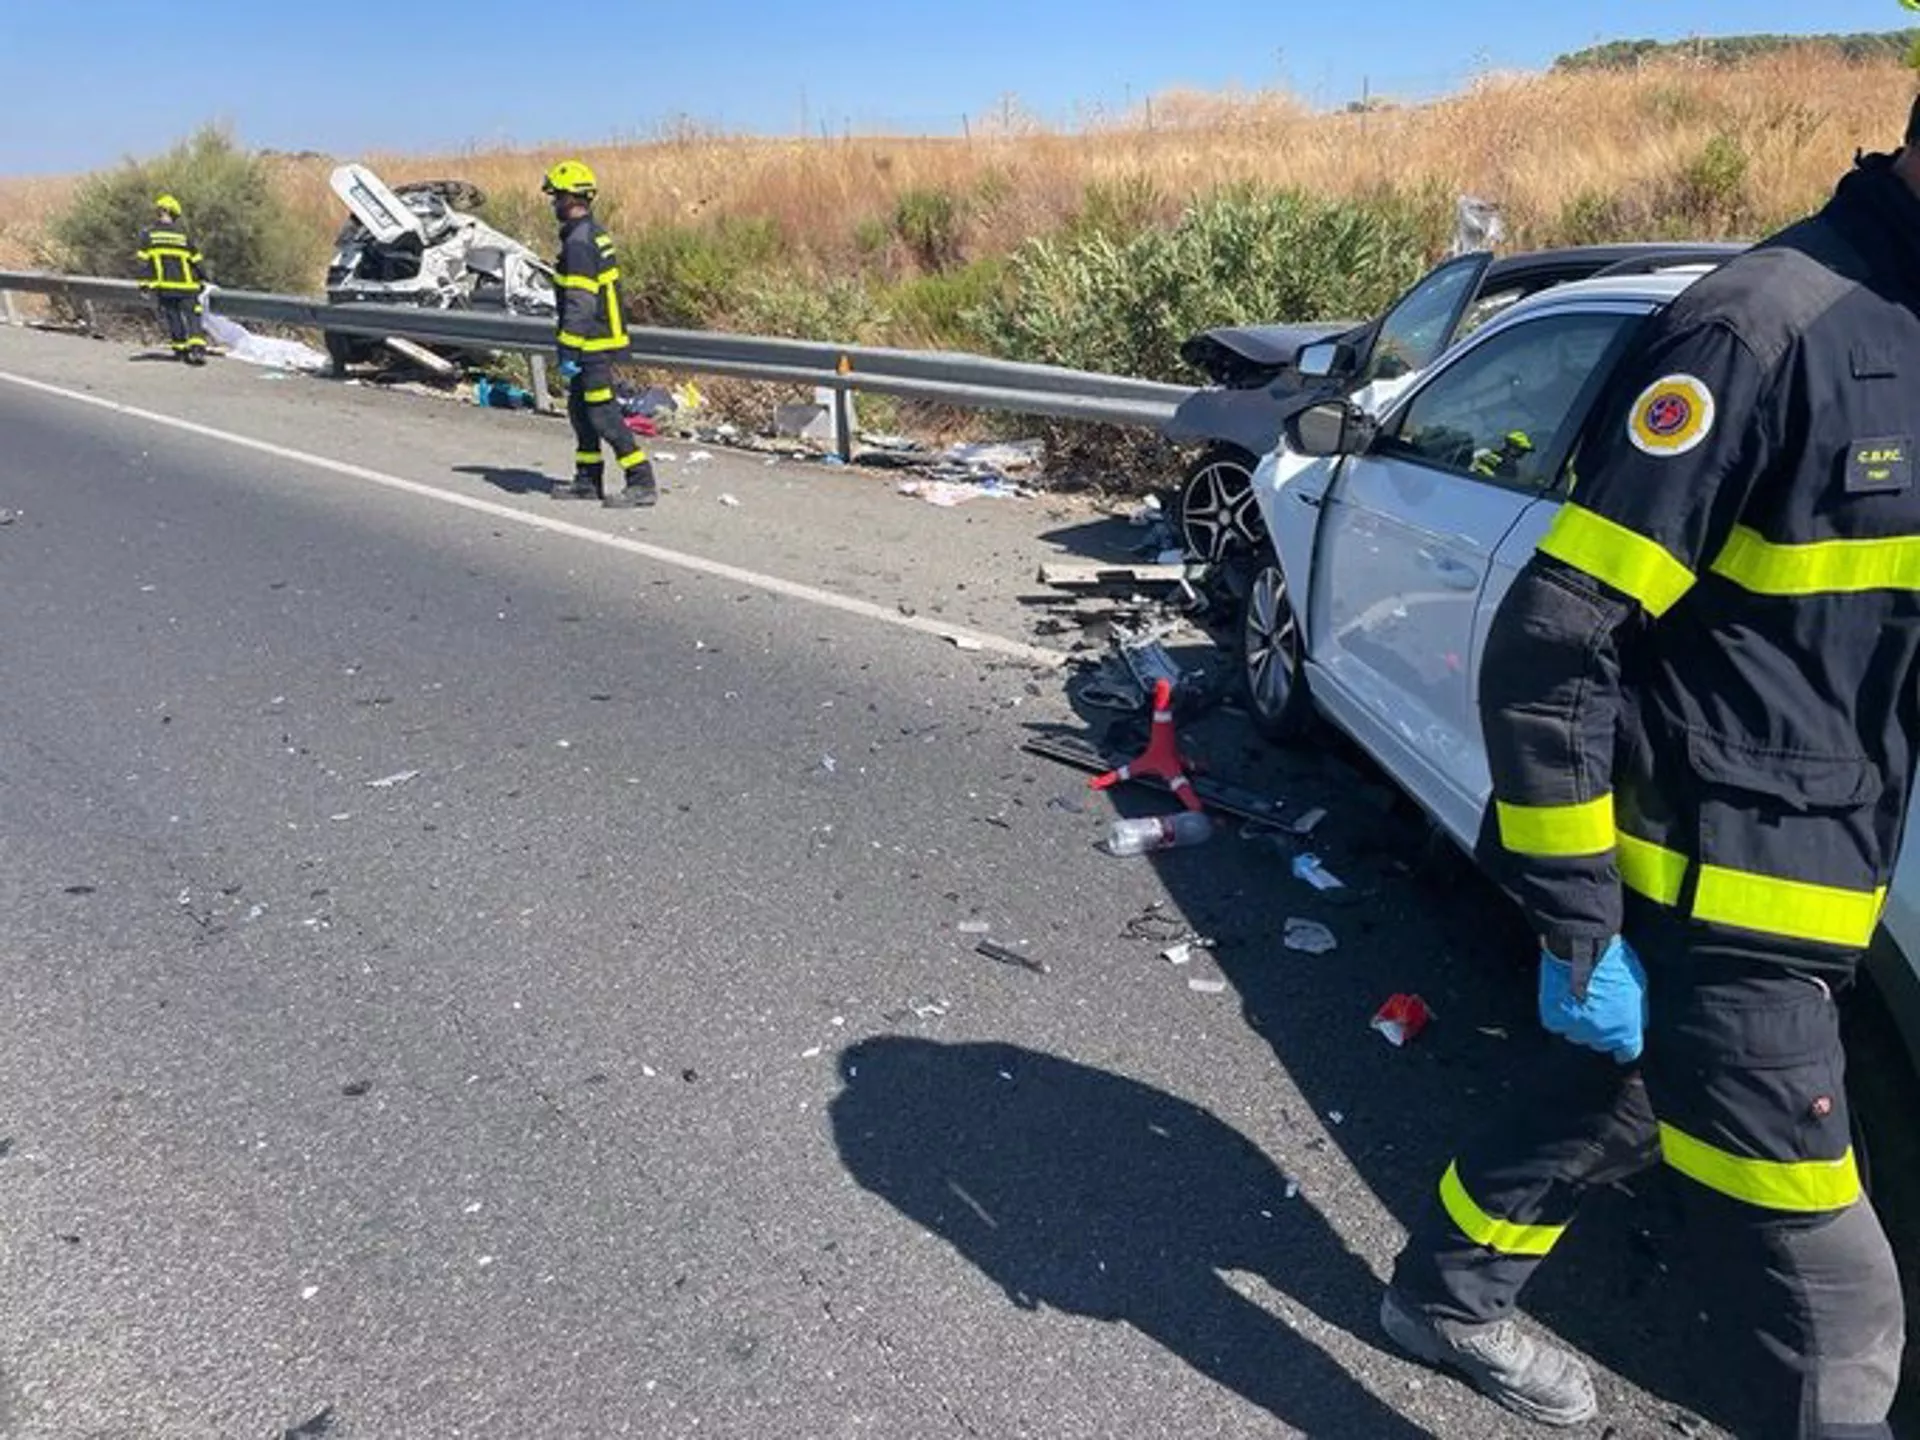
left=541, top=160, right=656, bottom=508
left=136, top=194, right=207, bottom=365
left=1379, top=108, right=1920, bottom=1437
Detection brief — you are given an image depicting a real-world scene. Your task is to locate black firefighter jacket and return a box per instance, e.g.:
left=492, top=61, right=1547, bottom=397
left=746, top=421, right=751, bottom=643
left=1478, top=153, right=1920, bottom=974
left=554, top=214, right=628, bottom=362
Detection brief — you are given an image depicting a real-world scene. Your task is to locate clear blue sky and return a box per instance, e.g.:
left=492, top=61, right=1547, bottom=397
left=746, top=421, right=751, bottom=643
left=0, top=0, right=1911, bottom=174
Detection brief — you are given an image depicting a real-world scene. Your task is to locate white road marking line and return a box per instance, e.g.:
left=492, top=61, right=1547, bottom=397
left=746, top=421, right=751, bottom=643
left=0, top=369, right=1067, bottom=668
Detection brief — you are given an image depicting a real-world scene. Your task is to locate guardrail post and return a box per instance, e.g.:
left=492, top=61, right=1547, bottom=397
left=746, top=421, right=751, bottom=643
left=82, top=299, right=99, bottom=337
left=527, top=353, right=554, bottom=415
left=832, top=354, right=855, bottom=462
left=1, top=289, right=18, bottom=328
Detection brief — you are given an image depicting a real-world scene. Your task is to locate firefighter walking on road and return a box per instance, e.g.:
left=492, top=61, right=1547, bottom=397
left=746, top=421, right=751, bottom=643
left=541, top=160, right=656, bottom=509
left=1379, top=105, right=1920, bottom=1437
left=136, top=194, right=207, bottom=365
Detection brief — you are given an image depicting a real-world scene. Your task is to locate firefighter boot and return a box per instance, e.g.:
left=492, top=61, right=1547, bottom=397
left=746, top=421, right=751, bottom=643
left=552, top=475, right=597, bottom=501
left=1380, top=1288, right=1596, bottom=1428
left=603, top=458, right=658, bottom=509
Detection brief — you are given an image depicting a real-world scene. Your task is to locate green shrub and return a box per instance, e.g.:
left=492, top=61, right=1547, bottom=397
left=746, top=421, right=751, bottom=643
left=978, top=186, right=1442, bottom=381
left=881, top=258, right=1009, bottom=348
left=620, top=216, right=788, bottom=328
left=727, top=271, right=883, bottom=342
left=1676, top=132, right=1750, bottom=229
left=1556, top=188, right=1628, bottom=246
left=893, top=188, right=967, bottom=272
left=1065, top=175, right=1170, bottom=243
left=49, top=127, right=308, bottom=291
left=852, top=215, right=893, bottom=260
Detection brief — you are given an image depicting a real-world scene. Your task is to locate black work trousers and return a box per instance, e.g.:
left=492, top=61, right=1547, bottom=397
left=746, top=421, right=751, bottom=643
left=566, top=360, right=647, bottom=494
left=157, top=291, right=205, bottom=359
left=1391, top=914, right=1906, bottom=1439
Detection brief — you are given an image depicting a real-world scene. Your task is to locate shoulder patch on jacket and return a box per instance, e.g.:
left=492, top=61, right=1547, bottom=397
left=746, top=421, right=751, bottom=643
left=1628, top=374, right=1716, bottom=456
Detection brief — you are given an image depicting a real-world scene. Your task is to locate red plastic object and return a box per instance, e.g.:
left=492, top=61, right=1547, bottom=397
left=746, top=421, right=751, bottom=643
left=1371, top=994, right=1434, bottom=1047
left=624, top=414, right=659, bottom=436
left=1089, top=678, right=1204, bottom=813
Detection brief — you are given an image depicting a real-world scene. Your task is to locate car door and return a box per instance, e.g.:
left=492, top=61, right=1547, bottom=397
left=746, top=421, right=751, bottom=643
left=1306, top=309, right=1638, bottom=838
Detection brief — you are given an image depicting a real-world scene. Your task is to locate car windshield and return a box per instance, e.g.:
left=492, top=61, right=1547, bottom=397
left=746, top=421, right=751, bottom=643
left=1360, top=257, right=1484, bottom=386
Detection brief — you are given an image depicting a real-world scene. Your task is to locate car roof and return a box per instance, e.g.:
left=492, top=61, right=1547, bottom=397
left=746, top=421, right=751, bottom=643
left=1482, top=242, right=1746, bottom=288
left=1480, top=270, right=1706, bottom=325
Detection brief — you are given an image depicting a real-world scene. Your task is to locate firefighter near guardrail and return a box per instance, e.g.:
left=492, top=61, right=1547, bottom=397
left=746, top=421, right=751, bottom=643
left=135, top=194, right=207, bottom=367
left=540, top=161, right=657, bottom=511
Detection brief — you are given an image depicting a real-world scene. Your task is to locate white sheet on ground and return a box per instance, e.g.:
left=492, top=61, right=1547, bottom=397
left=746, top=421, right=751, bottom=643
left=202, top=309, right=331, bottom=372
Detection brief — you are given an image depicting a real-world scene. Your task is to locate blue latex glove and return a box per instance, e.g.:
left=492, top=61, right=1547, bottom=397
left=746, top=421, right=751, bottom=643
left=1538, top=935, right=1647, bottom=1063
left=556, top=357, right=582, bottom=381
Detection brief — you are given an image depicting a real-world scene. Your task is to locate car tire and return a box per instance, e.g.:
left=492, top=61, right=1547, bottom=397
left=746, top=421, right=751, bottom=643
left=1178, top=445, right=1267, bottom=563
left=1241, top=555, right=1314, bottom=744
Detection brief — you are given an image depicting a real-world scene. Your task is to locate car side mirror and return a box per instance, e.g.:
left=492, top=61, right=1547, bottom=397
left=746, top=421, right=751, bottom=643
left=1286, top=400, right=1373, bottom=457
left=1297, top=340, right=1355, bottom=380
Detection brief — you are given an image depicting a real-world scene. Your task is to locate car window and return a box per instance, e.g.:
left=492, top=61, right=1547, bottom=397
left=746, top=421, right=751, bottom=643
left=1358, top=255, right=1486, bottom=386
left=1377, top=312, right=1632, bottom=492
left=1455, top=287, right=1527, bottom=340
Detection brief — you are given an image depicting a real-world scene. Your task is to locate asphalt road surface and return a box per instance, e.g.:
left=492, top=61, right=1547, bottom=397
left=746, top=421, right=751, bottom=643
left=0, top=324, right=1866, bottom=1438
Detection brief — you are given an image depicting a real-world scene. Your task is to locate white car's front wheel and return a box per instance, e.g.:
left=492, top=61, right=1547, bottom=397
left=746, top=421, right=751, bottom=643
left=1242, top=558, right=1313, bottom=742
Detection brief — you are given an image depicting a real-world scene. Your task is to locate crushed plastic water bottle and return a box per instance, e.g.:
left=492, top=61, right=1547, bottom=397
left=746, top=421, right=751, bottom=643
left=1105, top=812, right=1215, bottom=857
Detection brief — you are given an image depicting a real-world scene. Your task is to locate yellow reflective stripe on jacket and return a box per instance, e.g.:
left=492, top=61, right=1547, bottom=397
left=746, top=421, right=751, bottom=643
left=1658, top=1124, right=1860, bottom=1213
left=558, top=331, right=625, bottom=352
left=595, top=267, right=620, bottom=283
left=1614, top=835, right=1882, bottom=947
left=1497, top=794, right=1615, bottom=858
left=555, top=273, right=599, bottom=291
left=1694, top=866, right=1884, bottom=949
left=1616, top=831, right=1688, bottom=906
left=1538, top=504, right=1695, bottom=617
left=1439, top=1161, right=1566, bottom=1257
left=1712, top=525, right=1920, bottom=596
left=583, top=386, right=614, bottom=403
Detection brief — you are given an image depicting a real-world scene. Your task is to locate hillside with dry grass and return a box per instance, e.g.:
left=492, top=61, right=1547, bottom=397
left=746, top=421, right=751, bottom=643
left=2, top=47, right=1914, bottom=380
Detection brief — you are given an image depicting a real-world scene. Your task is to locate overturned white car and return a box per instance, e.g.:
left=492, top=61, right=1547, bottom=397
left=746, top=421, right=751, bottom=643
left=322, top=164, right=556, bottom=375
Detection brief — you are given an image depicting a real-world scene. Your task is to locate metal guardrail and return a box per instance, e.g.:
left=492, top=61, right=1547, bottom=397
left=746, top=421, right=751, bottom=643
left=0, top=270, right=1194, bottom=454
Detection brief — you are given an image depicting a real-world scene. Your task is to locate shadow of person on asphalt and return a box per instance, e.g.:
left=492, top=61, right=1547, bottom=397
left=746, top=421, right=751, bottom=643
left=1020, top=694, right=1764, bottom=1434
left=829, top=1035, right=1429, bottom=1437
left=451, top=463, right=557, bottom=496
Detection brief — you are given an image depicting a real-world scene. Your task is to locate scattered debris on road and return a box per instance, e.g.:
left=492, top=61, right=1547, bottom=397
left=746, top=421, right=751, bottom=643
left=897, top=477, right=1025, bottom=507
left=975, top=939, right=1046, bottom=975
left=364, top=769, right=420, bottom=789
left=1188, top=977, right=1228, bottom=994
left=1283, top=918, right=1339, bottom=955
left=1287, top=807, right=1328, bottom=837
left=281, top=1406, right=337, bottom=1440
left=1291, top=853, right=1346, bottom=891
left=1372, top=994, right=1435, bottom=1047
